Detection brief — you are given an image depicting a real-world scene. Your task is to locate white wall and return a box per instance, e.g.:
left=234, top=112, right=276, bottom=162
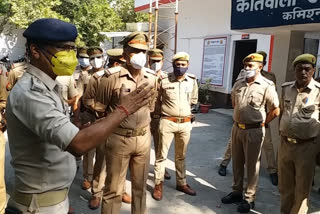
left=176, top=0, right=271, bottom=94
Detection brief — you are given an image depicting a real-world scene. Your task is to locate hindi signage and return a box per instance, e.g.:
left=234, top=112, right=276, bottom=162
left=201, top=37, right=228, bottom=86
left=232, top=0, right=320, bottom=29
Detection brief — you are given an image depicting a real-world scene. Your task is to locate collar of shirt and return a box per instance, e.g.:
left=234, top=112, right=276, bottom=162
left=27, top=64, right=57, bottom=91
left=168, top=72, right=188, bottom=82
left=293, top=78, right=316, bottom=92
left=120, top=66, right=149, bottom=82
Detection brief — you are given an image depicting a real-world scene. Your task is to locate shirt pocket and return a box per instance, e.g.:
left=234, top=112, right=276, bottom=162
left=164, top=88, right=177, bottom=100
left=248, top=91, right=264, bottom=110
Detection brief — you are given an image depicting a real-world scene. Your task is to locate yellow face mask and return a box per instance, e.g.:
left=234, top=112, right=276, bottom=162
left=51, top=50, right=78, bottom=76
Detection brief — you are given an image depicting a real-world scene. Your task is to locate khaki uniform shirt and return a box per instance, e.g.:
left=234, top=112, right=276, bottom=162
left=56, top=75, right=79, bottom=102
left=96, top=66, right=157, bottom=129
left=231, top=74, right=279, bottom=124
left=152, top=70, right=168, bottom=117
left=82, top=69, right=106, bottom=111
left=159, top=72, right=198, bottom=117
left=6, top=64, right=79, bottom=193
left=279, top=79, right=320, bottom=139
left=73, top=68, right=92, bottom=97
left=6, top=62, right=28, bottom=91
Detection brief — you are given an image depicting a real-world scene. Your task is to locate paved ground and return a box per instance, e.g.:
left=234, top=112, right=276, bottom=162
left=4, top=109, right=320, bottom=213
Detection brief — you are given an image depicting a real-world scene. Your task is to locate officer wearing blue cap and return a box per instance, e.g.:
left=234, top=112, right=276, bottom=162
left=6, top=18, right=154, bottom=213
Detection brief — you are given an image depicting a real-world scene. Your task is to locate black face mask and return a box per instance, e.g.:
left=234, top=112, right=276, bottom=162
left=173, top=66, right=188, bottom=76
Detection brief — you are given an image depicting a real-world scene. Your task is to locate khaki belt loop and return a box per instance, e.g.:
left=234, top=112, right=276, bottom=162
left=114, top=126, right=148, bottom=137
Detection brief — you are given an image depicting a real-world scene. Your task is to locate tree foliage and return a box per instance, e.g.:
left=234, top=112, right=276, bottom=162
left=0, top=0, right=147, bottom=46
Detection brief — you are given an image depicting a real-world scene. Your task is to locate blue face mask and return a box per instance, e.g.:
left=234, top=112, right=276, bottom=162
left=173, top=66, right=188, bottom=76
left=78, top=57, right=90, bottom=67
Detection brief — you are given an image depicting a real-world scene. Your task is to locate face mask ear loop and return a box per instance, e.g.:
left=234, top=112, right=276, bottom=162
left=38, top=48, right=56, bottom=67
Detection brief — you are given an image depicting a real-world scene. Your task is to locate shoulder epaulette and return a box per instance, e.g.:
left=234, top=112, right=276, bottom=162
left=30, top=76, right=46, bottom=94
left=281, top=81, right=295, bottom=87
left=314, top=80, right=320, bottom=88
left=93, top=70, right=105, bottom=79
left=107, top=66, right=121, bottom=75
left=261, top=76, right=274, bottom=86
left=186, top=73, right=196, bottom=79
left=144, top=68, right=157, bottom=76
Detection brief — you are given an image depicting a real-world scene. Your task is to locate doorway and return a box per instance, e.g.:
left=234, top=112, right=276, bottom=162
left=231, top=40, right=257, bottom=86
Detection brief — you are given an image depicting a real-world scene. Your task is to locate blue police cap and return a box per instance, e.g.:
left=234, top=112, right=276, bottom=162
left=23, top=18, right=78, bottom=42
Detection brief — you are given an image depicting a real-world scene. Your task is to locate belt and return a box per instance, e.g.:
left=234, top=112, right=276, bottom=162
left=151, top=114, right=161, bottom=119
left=114, top=126, right=148, bottom=137
left=163, top=116, right=191, bottom=123
left=284, top=136, right=316, bottom=144
left=13, top=188, right=68, bottom=207
left=236, top=122, right=264, bottom=130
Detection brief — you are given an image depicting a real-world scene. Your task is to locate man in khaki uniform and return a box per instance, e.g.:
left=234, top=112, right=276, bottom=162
left=5, top=18, right=154, bottom=213
left=89, top=48, right=131, bottom=210
left=147, top=48, right=171, bottom=180
left=221, top=53, right=280, bottom=213
left=6, top=60, right=28, bottom=91
left=278, top=54, right=320, bottom=214
left=218, top=51, right=278, bottom=185
left=153, top=52, right=198, bottom=201
left=56, top=75, right=78, bottom=106
left=96, top=32, right=157, bottom=214
left=0, top=69, right=7, bottom=214
left=81, top=47, right=106, bottom=191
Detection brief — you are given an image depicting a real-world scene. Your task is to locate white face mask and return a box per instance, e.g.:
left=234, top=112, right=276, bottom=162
left=130, top=52, right=146, bottom=70
left=151, top=62, right=162, bottom=72
left=90, top=58, right=104, bottom=69
left=78, top=57, right=90, bottom=67
left=245, top=68, right=257, bottom=78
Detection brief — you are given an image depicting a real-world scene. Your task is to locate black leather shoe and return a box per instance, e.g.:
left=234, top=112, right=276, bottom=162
left=218, top=164, right=227, bottom=176
left=221, top=192, right=242, bottom=204
left=270, top=173, right=278, bottom=186
left=237, top=200, right=255, bottom=213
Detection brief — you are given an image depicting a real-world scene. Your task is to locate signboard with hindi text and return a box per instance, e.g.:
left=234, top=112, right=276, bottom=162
left=232, top=0, right=320, bottom=29
left=201, top=37, right=228, bottom=86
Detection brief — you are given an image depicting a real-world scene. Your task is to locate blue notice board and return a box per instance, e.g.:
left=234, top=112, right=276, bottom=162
left=231, top=0, right=320, bottom=30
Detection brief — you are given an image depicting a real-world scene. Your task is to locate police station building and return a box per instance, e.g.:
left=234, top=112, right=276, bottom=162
left=135, top=0, right=320, bottom=108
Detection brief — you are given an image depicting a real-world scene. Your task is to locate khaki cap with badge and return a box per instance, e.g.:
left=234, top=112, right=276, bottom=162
left=243, top=53, right=264, bottom=64
left=172, top=52, right=190, bottom=62
left=88, top=47, right=103, bottom=59
left=122, top=32, right=149, bottom=50
left=148, top=49, right=164, bottom=60
left=107, top=48, right=126, bottom=62
left=293, top=53, right=316, bottom=67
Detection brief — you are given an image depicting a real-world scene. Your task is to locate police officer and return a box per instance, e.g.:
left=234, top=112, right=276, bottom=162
left=6, top=59, right=28, bottom=91
left=0, top=68, right=7, bottom=214
left=218, top=51, right=278, bottom=186
left=89, top=48, right=131, bottom=210
left=153, top=52, right=198, bottom=201
left=147, top=48, right=171, bottom=180
left=221, top=53, right=280, bottom=213
left=81, top=47, right=106, bottom=190
left=96, top=32, right=157, bottom=214
left=5, top=18, right=154, bottom=213
left=56, top=75, right=78, bottom=107
left=278, top=54, right=320, bottom=214
left=74, top=47, right=92, bottom=99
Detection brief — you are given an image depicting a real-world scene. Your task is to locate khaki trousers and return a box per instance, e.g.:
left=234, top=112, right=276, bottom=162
left=81, top=111, right=96, bottom=182
left=221, top=126, right=277, bottom=174
left=0, top=131, right=5, bottom=214
left=154, top=118, right=192, bottom=186
left=92, top=141, right=107, bottom=198
left=278, top=137, right=320, bottom=214
left=231, top=124, right=265, bottom=202
left=101, top=129, right=151, bottom=214
left=150, top=118, right=160, bottom=154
